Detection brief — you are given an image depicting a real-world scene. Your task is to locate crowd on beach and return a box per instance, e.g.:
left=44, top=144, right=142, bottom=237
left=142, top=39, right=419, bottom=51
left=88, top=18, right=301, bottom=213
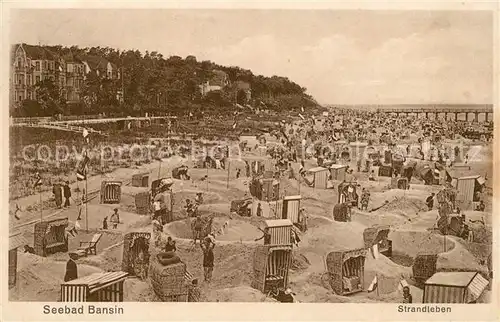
left=36, top=107, right=493, bottom=303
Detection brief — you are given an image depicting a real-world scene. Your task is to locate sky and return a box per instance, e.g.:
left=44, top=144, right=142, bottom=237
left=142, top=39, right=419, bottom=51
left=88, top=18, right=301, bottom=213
left=10, top=9, right=494, bottom=105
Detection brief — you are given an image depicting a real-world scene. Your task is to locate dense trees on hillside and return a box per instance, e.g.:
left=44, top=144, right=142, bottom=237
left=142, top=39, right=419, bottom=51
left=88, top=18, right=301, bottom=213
left=16, top=45, right=318, bottom=116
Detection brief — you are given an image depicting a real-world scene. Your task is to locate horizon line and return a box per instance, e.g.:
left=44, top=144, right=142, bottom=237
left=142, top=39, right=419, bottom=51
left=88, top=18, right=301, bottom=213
left=325, top=103, right=493, bottom=107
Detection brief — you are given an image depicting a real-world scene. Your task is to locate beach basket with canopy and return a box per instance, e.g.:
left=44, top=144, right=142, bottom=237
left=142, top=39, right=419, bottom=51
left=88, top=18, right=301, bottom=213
left=326, top=248, right=367, bottom=296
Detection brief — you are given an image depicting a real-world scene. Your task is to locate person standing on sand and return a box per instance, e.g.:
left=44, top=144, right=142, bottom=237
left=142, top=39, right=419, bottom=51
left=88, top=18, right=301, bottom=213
left=185, top=199, right=194, bottom=217
left=402, top=286, right=413, bottom=303
left=53, top=183, right=62, bottom=208
left=426, top=193, right=435, bottom=211
left=102, top=216, right=108, bottom=230
left=64, top=253, right=78, bottom=282
left=200, top=237, right=215, bottom=282
left=110, top=208, right=120, bottom=229
left=245, top=161, right=252, bottom=177
left=193, top=215, right=205, bottom=245
left=152, top=218, right=163, bottom=247
left=288, top=163, right=296, bottom=179
left=256, top=203, right=263, bottom=217
left=299, top=208, right=308, bottom=232
left=63, top=181, right=71, bottom=207
left=360, top=188, right=370, bottom=210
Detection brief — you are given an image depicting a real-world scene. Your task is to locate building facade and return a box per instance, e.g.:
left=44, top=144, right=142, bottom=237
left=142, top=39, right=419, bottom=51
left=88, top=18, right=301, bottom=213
left=10, top=43, right=62, bottom=106
left=63, top=54, right=85, bottom=103
left=199, top=69, right=230, bottom=96
left=10, top=44, right=122, bottom=109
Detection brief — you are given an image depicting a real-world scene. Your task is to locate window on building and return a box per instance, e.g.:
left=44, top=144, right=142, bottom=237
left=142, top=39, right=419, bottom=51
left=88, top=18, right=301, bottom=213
left=27, top=75, right=31, bottom=85
left=28, top=91, right=32, bottom=100
left=20, top=75, right=25, bottom=85
left=44, top=61, right=48, bottom=70
left=14, top=91, right=17, bottom=101
left=36, top=61, right=40, bottom=71
left=17, top=58, right=22, bottom=68
left=36, top=76, right=41, bottom=84
left=50, top=61, right=54, bottom=70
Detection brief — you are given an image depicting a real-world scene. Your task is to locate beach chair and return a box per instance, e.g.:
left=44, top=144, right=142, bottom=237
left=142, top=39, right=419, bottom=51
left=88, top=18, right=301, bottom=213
left=77, top=233, right=103, bottom=256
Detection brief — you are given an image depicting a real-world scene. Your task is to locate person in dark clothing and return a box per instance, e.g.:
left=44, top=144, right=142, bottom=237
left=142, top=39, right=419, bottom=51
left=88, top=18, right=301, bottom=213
left=185, top=199, right=194, bottom=217
left=402, top=286, right=412, bottom=303
left=426, top=193, right=435, bottom=210
left=193, top=216, right=203, bottom=245
left=195, top=193, right=203, bottom=206
left=236, top=168, right=241, bottom=179
left=200, top=237, right=215, bottom=282
left=275, top=288, right=295, bottom=303
left=24, top=245, right=35, bottom=254
left=164, top=237, right=177, bottom=252
left=245, top=161, right=251, bottom=177
left=63, top=181, right=71, bottom=207
left=102, top=216, right=108, bottom=230
left=64, top=253, right=78, bottom=282
left=53, top=184, right=62, bottom=208
left=256, top=203, right=262, bottom=217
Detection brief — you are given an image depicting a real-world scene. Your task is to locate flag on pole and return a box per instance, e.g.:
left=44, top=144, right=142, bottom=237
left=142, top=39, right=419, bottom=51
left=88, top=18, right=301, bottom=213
left=371, top=243, right=380, bottom=259
left=398, top=278, right=409, bottom=291
left=367, top=275, right=378, bottom=292
left=76, top=155, right=90, bottom=181
left=33, top=172, right=42, bottom=188
left=67, top=222, right=79, bottom=237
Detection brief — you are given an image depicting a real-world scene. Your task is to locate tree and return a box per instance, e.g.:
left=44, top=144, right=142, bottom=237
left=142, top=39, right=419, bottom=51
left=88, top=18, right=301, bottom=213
left=34, top=79, right=64, bottom=115
left=15, top=43, right=318, bottom=116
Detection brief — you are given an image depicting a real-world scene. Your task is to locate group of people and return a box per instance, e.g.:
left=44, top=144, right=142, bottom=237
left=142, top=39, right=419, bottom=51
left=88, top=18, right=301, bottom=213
left=52, top=181, right=72, bottom=208
left=102, top=208, right=121, bottom=230
left=185, top=192, right=203, bottom=218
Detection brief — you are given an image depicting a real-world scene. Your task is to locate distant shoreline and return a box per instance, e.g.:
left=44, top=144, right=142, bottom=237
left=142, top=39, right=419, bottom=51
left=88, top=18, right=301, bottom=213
left=326, top=104, right=493, bottom=110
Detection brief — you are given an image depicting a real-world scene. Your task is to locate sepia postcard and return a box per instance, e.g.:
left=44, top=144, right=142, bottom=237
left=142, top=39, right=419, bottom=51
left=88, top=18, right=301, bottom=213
left=1, top=1, right=498, bottom=321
